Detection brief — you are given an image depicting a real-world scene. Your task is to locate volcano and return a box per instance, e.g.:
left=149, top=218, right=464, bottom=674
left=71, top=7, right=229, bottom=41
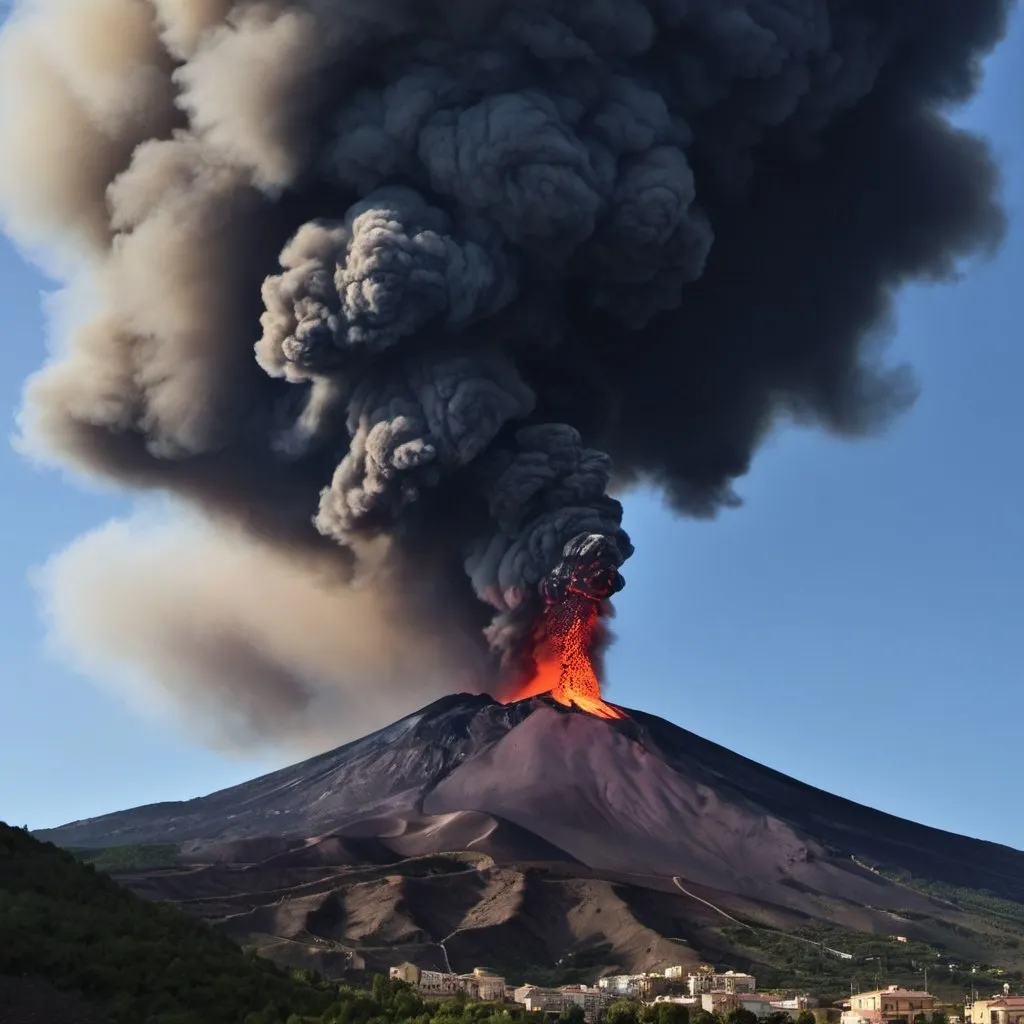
left=37, top=696, right=1024, bottom=982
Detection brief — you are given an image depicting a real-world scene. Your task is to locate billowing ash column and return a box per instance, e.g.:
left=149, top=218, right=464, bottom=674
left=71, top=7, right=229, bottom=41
left=0, top=0, right=1010, bottom=735
left=542, top=534, right=628, bottom=607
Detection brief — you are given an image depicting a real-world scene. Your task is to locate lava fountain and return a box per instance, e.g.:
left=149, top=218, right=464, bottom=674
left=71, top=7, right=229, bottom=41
left=504, top=534, right=627, bottom=720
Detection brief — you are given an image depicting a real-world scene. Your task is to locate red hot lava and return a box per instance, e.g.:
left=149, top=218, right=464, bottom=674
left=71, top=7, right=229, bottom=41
left=502, top=534, right=626, bottom=720
left=510, top=593, right=625, bottom=719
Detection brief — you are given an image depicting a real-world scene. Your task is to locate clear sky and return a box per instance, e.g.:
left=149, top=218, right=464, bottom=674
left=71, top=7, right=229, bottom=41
left=1, top=13, right=1021, bottom=848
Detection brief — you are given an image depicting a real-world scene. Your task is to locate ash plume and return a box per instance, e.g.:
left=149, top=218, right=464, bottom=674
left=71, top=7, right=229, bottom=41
left=0, top=0, right=1011, bottom=733
left=38, top=517, right=484, bottom=751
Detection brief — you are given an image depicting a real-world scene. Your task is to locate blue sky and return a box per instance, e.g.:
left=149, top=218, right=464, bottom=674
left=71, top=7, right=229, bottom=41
left=1, top=14, right=1022, bottom=847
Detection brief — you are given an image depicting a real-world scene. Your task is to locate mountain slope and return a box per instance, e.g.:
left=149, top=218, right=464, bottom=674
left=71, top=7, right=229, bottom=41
left=39, top=693, right=1024, bottom=900
left=0, top=822, right=340, bottom=1023
left=35, top=695, right=1024, bottom=993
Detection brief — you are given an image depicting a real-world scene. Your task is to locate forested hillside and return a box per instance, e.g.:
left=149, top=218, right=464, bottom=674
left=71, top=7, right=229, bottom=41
left=2, top=821, right=498, bottom=1024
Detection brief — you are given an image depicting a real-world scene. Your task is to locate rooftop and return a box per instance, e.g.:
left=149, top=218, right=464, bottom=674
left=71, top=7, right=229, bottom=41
left=855, top=990, right=934, bottom=999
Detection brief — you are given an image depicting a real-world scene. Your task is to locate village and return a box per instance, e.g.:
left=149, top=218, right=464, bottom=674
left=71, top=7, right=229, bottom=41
left=388, top=963, right=1024, bottom=1024
left=388, top=963, right=796, bottom=1021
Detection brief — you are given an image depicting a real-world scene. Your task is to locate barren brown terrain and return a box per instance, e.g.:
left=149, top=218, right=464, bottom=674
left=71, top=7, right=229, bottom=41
left=40, top=696, right=1024, bottom=989
left=113, top=838, right=718, bottom=977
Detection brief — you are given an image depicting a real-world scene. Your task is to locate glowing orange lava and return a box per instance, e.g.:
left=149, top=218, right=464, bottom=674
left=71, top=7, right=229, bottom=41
left=506, top=594, right=625, bottom=720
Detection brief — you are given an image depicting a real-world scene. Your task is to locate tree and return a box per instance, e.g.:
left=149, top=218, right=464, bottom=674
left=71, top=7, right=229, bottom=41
left=393, top=989, right=424, bottom=1019
left=932, top=1013, right=948, bottom=1024
left=658, top=1003, right=690, bottom=1024
left=797, top=1012, right=817, bottom=1024
left=561, top=1005, right=587, bottom=1024
left=726, top=1009, right=759, bottom=1024
left=606, top=999, right=641, bottom=1024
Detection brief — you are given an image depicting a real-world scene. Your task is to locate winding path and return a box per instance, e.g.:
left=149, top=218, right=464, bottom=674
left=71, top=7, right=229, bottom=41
left=671, top=876, right=853, bottom=960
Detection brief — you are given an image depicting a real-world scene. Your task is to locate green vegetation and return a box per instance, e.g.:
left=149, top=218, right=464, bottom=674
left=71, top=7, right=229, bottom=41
left=653, top=1004, right=691, bottom=1024
left=14, top=818, right=1024, bottom=1022
left=0, top=822, right=528, bottom=1024
left=606, top=1000, right=642, bottom=1024
left=503, top=942, right=616, bottom=988
left=881, top=871, right=1024, bottom=928
left=720, top=921, right=1024, bottom=1005
left=725, top=1011, right=758, bottom=1024
left=1, top=823, right=335, bottom=1022
left=604, top=998, right=694, bottom=1024
left=390, top=853, right=487, bottom=877
left=70, top=843, right=183, bottom=873
left=601, top=997, right=791, bottom=1024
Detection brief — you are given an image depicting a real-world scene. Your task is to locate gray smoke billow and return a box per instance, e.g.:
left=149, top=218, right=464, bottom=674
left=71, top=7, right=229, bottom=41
left=0, top=0, right=1012, bottom=741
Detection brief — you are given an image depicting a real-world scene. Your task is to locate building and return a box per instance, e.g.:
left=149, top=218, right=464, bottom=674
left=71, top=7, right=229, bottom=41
left=701, top=994, right=786, bottom=1020
left=514, top=984, right=611, bottom=1022
left=970, top=997, right=1024, bottom=1024
left=688, top=970, right=715, bottom=997
left=601, top=975, right=644, bottom=997
left=390, top=963, right=505, bottom=1001
left=418, top=970, right=462, bottom=996
left=665, top=967, right=687, bottom=980
left=849, top=987, right=936, bottom=1024
left=703, top=993, right=742, bottom=1015
left=390, top=963, right=421, bottom=985
left=390, top=963, right=464, bottom=994
left=519, top=986, right=566, bottom=1014
left=468, top=969, right=507, bottom=1002
left=970, top=1000, right=997, bottom=1024
left=519, top=986, right=562, bottom=1014
left=772, top=996, right=816, bottom=1012
left=718, top=972, right=758, bottom=995
left=689, top=971, right=757, bottom=997
left=562, top=986, right=610, bottom=1022
left=687, top=966, right=716, bottom=990
left=742, top=995, right=789, bottom=1019
left=639, top=977, right=673, bottom=1000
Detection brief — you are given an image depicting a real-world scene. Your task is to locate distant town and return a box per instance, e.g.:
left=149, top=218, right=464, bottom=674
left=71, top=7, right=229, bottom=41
left=388, top=963, right=1024, bottom=1024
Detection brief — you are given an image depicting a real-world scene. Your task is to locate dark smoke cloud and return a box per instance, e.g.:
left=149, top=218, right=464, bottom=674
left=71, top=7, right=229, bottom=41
left=0, top=0, right=1011, bottom=736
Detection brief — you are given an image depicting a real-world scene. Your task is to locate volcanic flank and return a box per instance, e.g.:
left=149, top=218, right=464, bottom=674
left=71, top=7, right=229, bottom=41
left=0, top=0, right=1013, bottom=733
left=36, top=696, right=1024, bottom=978
left=41, top=695, right=1024, bottom=898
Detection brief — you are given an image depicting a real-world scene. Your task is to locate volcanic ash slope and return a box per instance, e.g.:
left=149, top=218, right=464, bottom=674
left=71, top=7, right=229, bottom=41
left=38, top=693, right=1024, bottom=901
left=36, top=695, right=1024, bottom=980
